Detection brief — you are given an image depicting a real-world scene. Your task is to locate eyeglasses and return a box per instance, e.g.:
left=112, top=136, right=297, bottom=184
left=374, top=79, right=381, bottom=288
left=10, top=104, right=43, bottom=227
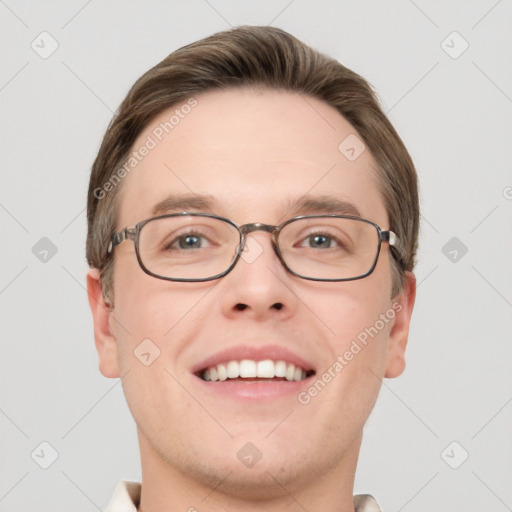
left=107, top=212, right=402, bottom=282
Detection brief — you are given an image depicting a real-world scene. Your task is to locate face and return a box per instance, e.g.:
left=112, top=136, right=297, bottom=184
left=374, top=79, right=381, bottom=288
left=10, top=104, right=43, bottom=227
left=88, top=87, right=415, bottom=496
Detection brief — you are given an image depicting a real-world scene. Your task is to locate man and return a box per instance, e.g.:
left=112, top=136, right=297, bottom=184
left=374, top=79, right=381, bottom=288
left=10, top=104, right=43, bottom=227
left=86, top=25, right=418, bottom=511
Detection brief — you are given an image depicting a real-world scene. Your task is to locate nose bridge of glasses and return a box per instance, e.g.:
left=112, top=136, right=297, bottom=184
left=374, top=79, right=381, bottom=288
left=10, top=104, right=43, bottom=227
left=236, top=222, right=281, bottom=261
left=239, top=222, right=277, bottom=236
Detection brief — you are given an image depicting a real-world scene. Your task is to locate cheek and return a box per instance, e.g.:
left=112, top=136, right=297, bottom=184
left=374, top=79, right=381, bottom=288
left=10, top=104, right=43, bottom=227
left=109, top=270, right=212, bottom=438
left=316, top=277, right=391, bottom=342
left=111, top=260, right=213, bottom=369
left=309, top=276, right=392, bottom=395
left=113, top=256, right=192, bottom=336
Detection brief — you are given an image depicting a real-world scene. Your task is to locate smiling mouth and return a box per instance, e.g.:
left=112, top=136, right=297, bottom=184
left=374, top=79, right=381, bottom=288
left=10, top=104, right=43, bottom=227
left=196, top=359, right=315, bottom=382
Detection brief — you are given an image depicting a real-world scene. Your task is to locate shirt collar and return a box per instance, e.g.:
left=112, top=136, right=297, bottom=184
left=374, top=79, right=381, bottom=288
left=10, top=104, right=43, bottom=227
left=105, top=481, right=382, bottom=512
left=105, top=481, right=140, bottom=512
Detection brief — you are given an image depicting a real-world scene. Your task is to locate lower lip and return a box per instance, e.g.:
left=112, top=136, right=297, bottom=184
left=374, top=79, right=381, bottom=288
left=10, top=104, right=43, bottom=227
left=193, top=375, right=313, bottom=400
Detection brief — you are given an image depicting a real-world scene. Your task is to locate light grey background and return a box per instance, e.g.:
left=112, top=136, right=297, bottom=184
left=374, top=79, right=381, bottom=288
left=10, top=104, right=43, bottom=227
left=1, top=1, right=511, bottom=511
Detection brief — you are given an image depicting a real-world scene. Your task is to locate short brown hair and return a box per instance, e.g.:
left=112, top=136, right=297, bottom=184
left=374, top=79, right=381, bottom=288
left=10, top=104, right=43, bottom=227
left=86, top=25, right=419, bottom=304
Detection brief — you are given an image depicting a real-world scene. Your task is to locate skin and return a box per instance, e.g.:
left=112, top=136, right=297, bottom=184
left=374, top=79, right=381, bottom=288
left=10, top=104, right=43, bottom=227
left=87, top=87, right=416, bottom=512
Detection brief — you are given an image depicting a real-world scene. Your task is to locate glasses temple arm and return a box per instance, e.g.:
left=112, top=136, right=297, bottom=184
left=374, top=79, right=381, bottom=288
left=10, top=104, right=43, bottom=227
left=381, top=230, right=407, bottom=269
left=107, top=228, right=136, bottom=254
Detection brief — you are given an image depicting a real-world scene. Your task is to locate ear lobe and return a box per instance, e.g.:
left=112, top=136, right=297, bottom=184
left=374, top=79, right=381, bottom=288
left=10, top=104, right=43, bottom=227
left=384, top=271, right=416, bottom=379
left=86, top=268, right=120, bottom=378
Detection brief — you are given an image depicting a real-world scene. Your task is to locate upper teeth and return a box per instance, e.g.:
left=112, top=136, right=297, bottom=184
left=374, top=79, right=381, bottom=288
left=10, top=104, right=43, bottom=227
left=202, top=359, right=308, bottom=382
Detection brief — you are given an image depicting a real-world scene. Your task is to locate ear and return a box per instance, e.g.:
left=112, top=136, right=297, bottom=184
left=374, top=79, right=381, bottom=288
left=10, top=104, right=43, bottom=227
left=384, top=271, right=416, bottom=378
left=86, top=268, right=120, bottom=378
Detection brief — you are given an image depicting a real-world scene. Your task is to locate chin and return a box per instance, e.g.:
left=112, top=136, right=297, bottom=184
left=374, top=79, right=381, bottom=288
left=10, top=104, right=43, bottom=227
left=194, top=455, right=313, bottom=500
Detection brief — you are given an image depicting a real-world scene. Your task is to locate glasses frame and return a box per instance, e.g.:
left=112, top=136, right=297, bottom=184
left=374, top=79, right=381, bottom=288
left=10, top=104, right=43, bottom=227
left=107, top=212, right=402, bottom=283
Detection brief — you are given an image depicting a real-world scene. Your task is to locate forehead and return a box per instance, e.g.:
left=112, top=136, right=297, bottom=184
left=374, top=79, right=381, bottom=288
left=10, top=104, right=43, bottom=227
left=117, top=87, right=387, bottom=227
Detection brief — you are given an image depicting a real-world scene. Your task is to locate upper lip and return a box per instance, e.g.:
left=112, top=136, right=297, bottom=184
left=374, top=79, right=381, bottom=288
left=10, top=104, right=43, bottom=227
left=191, top=344, right=316, bottom=376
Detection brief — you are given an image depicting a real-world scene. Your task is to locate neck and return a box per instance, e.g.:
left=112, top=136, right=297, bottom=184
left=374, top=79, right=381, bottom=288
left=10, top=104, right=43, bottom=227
left=136, top=429, right=361, bottom=512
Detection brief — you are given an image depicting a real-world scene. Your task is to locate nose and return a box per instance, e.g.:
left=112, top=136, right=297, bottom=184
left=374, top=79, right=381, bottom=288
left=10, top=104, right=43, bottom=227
left=219, top=232, right=298, bottom=321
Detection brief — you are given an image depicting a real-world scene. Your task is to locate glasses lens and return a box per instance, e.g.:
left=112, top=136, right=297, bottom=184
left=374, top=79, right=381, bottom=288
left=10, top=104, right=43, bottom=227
left=138, top=215, right=240, bottom=280
left=278, top=217, right=380, bottom=280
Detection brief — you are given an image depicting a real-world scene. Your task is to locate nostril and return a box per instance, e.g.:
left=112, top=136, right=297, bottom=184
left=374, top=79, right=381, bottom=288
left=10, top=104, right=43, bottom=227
left=234, top=303, right=283, bottom=311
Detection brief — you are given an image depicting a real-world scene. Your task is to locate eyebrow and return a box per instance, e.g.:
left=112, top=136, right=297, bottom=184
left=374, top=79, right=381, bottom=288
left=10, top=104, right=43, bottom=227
left=151, top=193, right=361, bottom=219
left=285, top=194, right=362, bottom=218
left=152, top=193, right=216, bottom=216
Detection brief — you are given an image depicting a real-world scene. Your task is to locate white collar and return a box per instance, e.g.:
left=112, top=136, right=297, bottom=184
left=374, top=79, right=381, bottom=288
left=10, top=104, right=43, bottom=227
left=105, top=481, right=140, bottom=512
left=105, top=481, right=382, bottom=512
